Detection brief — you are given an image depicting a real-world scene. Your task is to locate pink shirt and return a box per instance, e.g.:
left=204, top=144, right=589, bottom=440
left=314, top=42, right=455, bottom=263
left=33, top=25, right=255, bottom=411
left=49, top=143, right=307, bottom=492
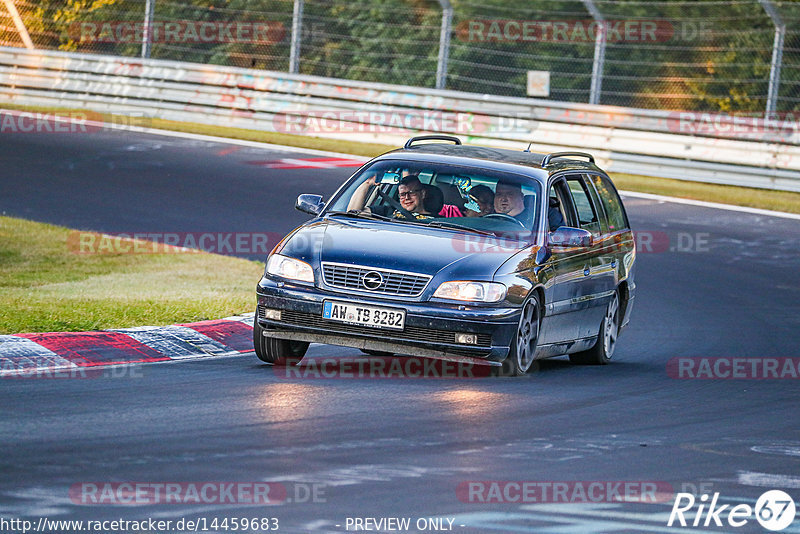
left=438, top=204, right=463, bottom=217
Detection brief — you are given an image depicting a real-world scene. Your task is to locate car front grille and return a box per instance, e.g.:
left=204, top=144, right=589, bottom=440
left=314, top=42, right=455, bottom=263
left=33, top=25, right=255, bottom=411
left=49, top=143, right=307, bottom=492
left=257, top=306, right=491, bottom=348
left=321, top=262, right=431, bottom=297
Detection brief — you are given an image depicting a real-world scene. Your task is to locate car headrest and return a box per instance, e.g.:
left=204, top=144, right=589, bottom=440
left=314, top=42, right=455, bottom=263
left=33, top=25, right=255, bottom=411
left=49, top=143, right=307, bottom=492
left=524, top=194, right=536, bottom=210
left=438, top=183, right=466, bottom=209
left=422, top=184, right=444, bottom=214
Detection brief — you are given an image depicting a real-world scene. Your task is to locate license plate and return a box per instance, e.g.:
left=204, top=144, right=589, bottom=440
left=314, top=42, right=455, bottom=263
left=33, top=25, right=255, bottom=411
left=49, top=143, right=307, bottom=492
left=322, top=300, right=405, bottom=330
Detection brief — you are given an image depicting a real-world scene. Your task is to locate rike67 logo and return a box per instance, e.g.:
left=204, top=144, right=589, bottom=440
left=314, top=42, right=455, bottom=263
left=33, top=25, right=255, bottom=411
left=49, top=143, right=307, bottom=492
left=668, top=490, right=796, bottom=531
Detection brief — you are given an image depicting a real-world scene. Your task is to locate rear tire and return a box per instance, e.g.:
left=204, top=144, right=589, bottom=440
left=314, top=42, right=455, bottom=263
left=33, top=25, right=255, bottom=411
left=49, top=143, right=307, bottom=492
left=569, top=290, right=620, bottom=365
left=253, top=317, right=309, bottom=366
left=492, top=295, right=541, bottom=377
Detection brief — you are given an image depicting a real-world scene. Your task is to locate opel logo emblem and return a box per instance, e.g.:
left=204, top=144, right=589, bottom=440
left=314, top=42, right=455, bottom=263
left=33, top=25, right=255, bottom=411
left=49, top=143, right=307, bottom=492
left=362, top=271, right=383, bottom=290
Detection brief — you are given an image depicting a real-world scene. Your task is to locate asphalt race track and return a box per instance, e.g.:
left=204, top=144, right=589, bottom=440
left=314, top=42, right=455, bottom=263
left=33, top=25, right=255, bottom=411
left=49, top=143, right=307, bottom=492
left=0, top=130, right=351, bottom=259
left=1, top=128, right=800, bottom=533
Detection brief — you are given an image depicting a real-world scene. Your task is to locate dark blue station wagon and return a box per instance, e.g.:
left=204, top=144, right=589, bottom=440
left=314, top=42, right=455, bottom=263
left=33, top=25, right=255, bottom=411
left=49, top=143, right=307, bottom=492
left=255, top=136, right=636, bottom=376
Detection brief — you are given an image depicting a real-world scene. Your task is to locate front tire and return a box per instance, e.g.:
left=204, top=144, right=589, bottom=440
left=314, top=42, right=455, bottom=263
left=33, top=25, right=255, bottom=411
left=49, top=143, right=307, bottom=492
left=570, top=290, right=620, bottom=365
left=494, top=295, right=541, bottom=377
left=253, top=317, right=309, bottom=366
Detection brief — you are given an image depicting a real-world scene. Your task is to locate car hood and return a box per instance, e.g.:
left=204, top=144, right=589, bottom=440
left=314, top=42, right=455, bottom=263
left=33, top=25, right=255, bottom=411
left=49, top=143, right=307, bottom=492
left=278, top=217, right=528, bottom=281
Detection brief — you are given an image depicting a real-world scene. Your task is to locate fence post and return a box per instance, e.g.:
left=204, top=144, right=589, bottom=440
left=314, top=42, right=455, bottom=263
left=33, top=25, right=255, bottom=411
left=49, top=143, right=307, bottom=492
left=435, top=0, right=452, bottom=90
left=141, top=0, right=155, bottom=59
left=582, top=0, right=605, bottom=105
left=289, top=0, right=304, bottom=74
left=2, top=0, right=34, bottom=49
left=758, top=0, right=785, bottom=116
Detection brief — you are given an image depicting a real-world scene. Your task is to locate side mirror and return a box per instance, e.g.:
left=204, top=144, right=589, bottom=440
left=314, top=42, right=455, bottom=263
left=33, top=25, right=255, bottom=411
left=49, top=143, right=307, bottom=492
left=295, top=194, right=325, bottom=215
left=549, top=226, right=593, bottom=248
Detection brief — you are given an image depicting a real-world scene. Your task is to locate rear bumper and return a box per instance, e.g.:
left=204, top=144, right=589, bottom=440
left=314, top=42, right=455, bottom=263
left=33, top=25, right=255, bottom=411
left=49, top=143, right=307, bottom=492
left=256, top=278, right=519, bottom=363
left=621, top=279, right=636, bottom=330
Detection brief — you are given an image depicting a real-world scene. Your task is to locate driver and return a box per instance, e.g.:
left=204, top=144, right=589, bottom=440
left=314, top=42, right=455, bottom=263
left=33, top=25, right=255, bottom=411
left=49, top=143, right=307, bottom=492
left=396, top=175, right=433, bottom=218
left=346, top=174, right=434, bottom=220
left=494, top=180, right=533, bottom=225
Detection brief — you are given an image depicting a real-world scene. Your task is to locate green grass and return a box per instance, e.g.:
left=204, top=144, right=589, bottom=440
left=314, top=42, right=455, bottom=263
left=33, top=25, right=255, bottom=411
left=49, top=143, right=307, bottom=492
left=0, top=216, right=262, bottom=334
left=4, top=102, right=799, bottom=214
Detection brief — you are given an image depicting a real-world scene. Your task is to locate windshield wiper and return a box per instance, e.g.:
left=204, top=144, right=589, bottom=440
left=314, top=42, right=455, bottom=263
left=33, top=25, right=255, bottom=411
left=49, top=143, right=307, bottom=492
left=326, top=210, right=394, bottom=222
left=425, top=221, right=496, bottom=236
left=328, top=212, right=509, bottom=237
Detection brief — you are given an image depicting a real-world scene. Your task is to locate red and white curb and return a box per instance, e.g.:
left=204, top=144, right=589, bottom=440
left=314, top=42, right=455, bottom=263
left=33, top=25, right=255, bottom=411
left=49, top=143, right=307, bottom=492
left=0, top=314, right=254, bottom=377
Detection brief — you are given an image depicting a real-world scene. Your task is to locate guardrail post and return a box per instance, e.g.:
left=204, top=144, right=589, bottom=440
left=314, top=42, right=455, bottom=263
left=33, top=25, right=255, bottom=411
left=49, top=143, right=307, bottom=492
left=435, top=0, right=452, bottom=90
left=2, top=0, right=34, bottom=49
left=141, top=0, right=155, bottom=59
left=582, top=0, right=605, bottom=105
left=289, top=0, right=304, bottom=74
left=758, top=0, right=785, bottom=116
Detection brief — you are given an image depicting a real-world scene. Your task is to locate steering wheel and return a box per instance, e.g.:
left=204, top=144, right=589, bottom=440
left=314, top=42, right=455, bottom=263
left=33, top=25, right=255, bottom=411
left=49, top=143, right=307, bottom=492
left=482, top=213, right=526, bottom=227
left=375, top=187, right=416, bottom=221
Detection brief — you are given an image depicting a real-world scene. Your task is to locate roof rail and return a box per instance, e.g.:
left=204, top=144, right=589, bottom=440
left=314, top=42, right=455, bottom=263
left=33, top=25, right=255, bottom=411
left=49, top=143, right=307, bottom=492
left=541, top=152, right=595, bottom=166
left=404, top=135, right=462, bottom=149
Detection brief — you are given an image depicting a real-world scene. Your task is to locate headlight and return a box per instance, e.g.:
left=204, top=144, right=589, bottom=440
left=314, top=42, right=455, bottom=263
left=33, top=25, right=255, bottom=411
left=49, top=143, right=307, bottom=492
left=433, top=281, right=506, bottom=303
left=266, top=254, right=314, bottom=283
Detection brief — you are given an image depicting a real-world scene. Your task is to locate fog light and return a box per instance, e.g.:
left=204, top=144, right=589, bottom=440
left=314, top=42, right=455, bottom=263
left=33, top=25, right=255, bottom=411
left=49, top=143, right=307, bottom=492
left=455, top=333, right=478, bottom=345
left=264, top=308, right=282, bottom=321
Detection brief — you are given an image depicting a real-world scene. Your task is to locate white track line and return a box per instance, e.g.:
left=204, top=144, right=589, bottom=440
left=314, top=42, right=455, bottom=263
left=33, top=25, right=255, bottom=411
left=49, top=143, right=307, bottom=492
left=125, top=125, right=373, bottom=160
left=619, top=190, right=800, bottom=221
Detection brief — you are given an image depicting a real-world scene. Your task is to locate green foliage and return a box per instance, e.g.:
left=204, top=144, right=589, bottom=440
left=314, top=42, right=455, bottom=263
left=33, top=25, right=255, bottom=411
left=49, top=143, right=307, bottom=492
left=11, top=0, right=800, bottom=112
left=21, top=0, right=126, bottom=51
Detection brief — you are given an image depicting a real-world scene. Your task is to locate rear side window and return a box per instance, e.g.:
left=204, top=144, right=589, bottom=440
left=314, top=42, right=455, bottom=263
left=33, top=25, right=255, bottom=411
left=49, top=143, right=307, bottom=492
left=566, top=177, right=601, bottom=236
left=590, top=174, right=629, bottom=231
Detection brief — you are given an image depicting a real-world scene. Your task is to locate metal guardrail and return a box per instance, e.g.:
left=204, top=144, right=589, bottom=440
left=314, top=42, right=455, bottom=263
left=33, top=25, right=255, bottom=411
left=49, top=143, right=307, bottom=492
left=0, top=47, right=798, bottom=192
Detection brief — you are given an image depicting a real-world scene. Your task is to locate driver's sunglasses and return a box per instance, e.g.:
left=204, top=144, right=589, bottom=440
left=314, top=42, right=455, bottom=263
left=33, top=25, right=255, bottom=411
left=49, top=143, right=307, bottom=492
left=398, top=189, right=422, bottom=199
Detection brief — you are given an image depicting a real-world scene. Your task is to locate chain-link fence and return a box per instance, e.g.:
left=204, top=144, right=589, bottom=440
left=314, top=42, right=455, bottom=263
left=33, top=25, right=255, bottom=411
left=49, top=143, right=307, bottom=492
left=1, top=0, right=798, bottom=113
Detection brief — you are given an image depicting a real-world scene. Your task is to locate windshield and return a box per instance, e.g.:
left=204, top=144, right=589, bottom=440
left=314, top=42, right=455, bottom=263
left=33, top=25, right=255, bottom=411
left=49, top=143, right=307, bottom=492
left=325, top=160, right=542, bottom=236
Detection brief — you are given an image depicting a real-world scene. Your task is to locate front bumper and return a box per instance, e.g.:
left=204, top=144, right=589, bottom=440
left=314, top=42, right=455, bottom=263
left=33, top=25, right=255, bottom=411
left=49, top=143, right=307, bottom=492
left=256, top=277, right=520, bottom=364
